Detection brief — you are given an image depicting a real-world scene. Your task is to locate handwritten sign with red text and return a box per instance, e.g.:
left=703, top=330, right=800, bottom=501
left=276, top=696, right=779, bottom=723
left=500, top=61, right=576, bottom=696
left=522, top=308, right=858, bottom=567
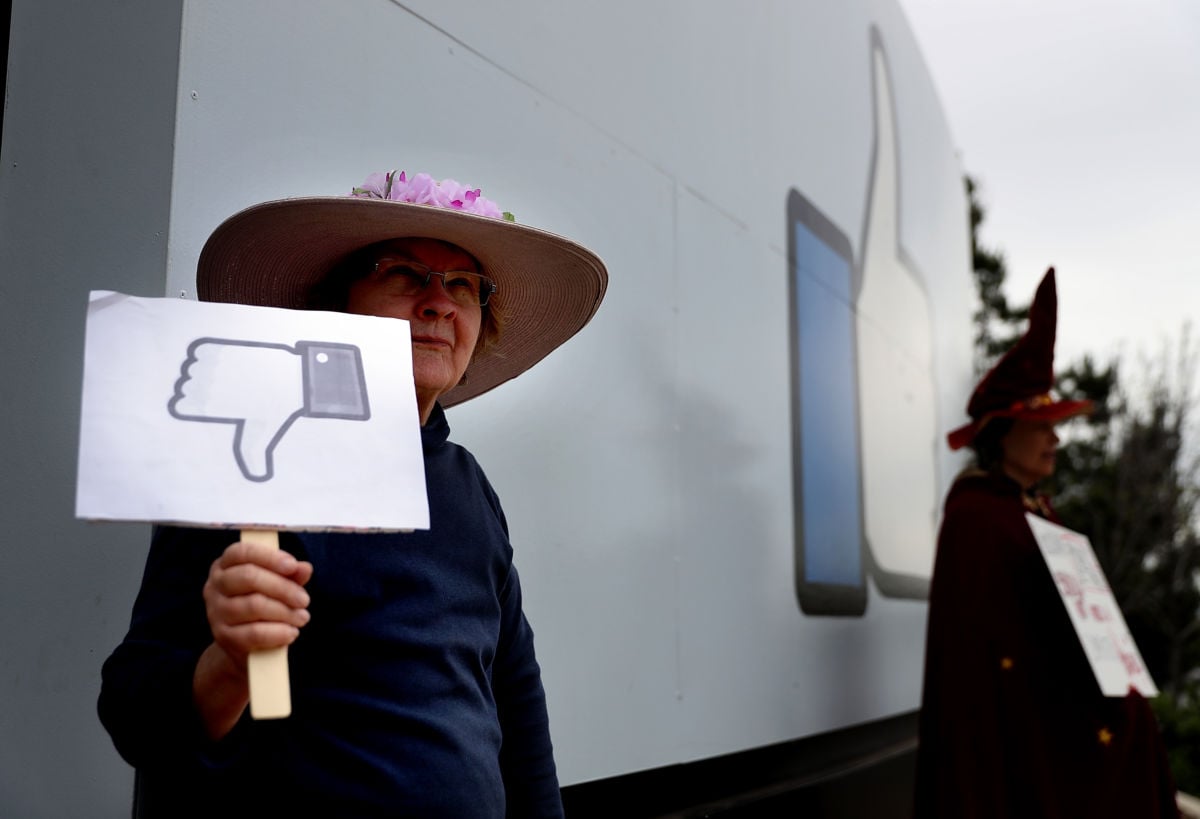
left=1026, top=513, right=1158, bottom=697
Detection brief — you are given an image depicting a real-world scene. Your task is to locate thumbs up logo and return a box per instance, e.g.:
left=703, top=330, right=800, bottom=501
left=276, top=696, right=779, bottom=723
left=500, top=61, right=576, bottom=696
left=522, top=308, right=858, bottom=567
left=168, top=338, right=371, bottom=482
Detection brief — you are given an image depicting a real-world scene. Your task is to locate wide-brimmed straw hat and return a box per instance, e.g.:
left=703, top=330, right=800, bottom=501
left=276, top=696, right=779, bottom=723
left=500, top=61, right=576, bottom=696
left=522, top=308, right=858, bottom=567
left=197, top=170, right=608, bottom=407
left=946, top=268, right=1092, bottom=450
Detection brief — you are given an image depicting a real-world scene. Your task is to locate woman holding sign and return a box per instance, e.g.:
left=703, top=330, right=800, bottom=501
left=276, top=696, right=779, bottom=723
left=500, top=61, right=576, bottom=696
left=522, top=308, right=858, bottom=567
left=99, top=171, right=606, bottom=817
left=914, top=270, right=1179, bottom=817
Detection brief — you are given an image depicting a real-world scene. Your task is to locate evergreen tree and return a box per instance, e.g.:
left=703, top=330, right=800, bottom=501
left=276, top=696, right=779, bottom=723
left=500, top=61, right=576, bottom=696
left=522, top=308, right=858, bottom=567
left=966, top=176, right=1026, bottom=373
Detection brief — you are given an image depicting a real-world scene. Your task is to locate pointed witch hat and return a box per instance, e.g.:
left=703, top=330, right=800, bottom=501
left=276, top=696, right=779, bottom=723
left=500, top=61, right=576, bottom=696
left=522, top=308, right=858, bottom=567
left=947, top=268, right=1093, bottom=450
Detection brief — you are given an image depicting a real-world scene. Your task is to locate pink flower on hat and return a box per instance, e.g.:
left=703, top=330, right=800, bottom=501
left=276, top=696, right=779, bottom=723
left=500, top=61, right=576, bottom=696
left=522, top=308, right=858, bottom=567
left=351, top=170, right=513, bottom=221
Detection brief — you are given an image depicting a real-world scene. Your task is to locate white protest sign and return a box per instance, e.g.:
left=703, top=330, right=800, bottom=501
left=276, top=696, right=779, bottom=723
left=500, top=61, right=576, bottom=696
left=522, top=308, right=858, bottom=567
left=1026, top=513, right=1158, bottom=697
left=79, top=290, right=431, bottom=719
left=76, top=291, right=429, bottom=531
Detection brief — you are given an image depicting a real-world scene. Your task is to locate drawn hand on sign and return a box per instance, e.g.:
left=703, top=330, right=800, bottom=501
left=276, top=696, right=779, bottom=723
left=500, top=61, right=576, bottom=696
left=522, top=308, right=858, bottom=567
left=169, top=338, right=371, bottom=482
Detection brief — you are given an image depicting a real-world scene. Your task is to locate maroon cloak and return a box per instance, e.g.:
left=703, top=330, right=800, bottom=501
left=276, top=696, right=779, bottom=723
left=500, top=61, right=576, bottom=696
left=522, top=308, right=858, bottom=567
left=914, top=469, right=1179, bottom=818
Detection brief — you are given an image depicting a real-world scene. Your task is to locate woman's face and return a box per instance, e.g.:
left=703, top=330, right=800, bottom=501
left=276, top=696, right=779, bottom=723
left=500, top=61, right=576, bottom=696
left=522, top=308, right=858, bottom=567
left=1000, top=418, right=1059, bottom=488
left=345, top=238, right=483, bottom=420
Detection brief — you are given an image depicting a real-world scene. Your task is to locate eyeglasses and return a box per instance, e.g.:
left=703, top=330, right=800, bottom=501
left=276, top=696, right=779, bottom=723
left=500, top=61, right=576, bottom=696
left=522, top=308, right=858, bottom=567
left=371, top=258, right=497, bottom=307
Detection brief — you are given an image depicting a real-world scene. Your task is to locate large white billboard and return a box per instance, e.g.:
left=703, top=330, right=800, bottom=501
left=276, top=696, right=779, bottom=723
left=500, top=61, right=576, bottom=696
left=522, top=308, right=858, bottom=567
left=164, top=0, right=971, bottom=788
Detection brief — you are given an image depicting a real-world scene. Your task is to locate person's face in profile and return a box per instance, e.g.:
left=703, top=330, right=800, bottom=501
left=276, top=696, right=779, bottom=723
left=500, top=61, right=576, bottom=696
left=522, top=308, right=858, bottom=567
left=346, top=238, right=485, bottom=414
left=1000, top=418, right=1059, bottom=488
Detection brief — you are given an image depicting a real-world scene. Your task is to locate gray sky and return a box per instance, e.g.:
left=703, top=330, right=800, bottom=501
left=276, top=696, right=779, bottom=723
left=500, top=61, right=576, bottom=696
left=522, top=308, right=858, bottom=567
left=897, top=0, right=1200, bottom=385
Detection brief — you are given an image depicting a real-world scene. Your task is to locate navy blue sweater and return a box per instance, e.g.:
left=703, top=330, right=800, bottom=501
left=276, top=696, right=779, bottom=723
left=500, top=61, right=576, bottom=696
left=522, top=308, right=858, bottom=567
left=99, top=405, right=562, bottom=818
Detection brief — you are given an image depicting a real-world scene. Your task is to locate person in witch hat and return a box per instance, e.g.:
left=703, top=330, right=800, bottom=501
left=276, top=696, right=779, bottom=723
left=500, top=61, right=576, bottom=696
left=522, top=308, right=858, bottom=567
left=99, top=170, right=607, bottom=818
left=913, top=269, right=1180, bottom=818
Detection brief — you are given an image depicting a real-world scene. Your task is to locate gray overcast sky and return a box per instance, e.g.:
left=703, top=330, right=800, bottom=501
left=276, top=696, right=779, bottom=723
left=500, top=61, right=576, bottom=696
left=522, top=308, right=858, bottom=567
left=897, top=0, right=1200, bottom=381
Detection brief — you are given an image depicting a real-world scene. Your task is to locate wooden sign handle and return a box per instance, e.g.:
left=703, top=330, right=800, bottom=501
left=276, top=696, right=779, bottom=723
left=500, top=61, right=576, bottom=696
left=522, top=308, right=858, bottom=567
left=240, top=529, right=292, bottom=719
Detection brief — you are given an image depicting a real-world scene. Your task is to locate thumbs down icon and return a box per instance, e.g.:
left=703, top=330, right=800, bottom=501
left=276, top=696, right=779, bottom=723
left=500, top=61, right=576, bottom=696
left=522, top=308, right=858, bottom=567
left=169, top=338, right=371, bottom=482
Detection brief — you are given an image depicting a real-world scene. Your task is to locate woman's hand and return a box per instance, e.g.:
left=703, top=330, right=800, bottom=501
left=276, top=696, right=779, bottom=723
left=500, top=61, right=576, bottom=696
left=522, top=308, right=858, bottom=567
left=192, top=539, right=313, bottom=740
left=203, top=539, right=313, bottom=669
